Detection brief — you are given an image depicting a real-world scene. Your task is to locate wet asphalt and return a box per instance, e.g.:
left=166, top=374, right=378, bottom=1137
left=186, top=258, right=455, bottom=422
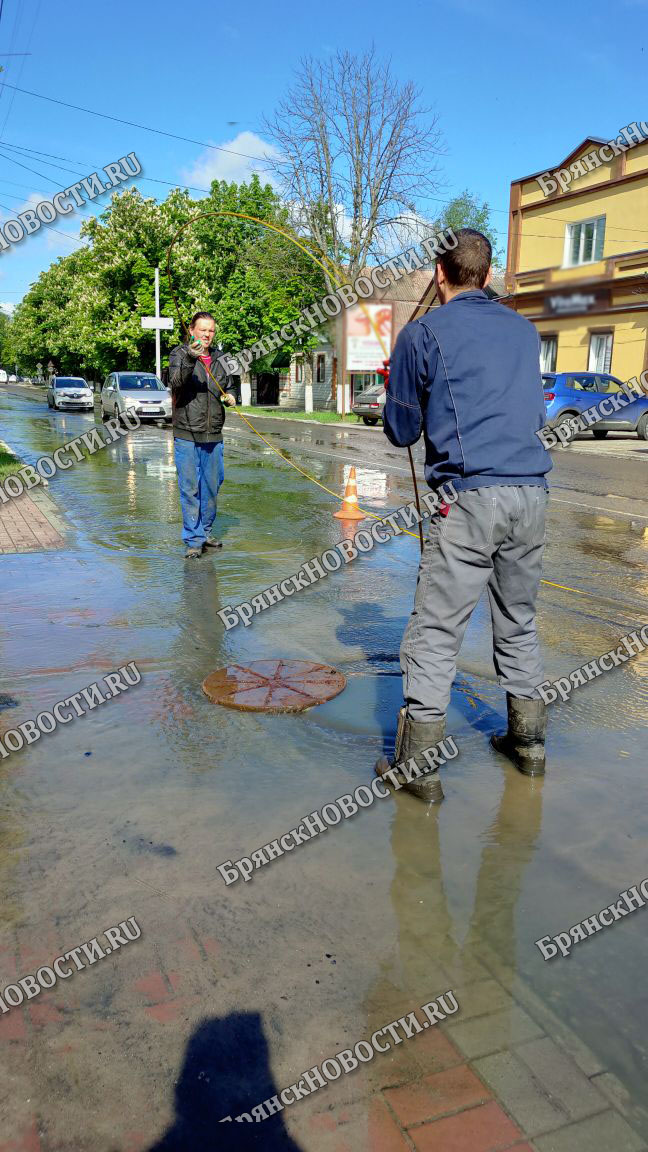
left=0, top=385, right=647, bottom=1148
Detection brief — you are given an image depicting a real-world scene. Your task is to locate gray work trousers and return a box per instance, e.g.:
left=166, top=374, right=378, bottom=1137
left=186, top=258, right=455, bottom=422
left=401, top=485, right=548, bottom=721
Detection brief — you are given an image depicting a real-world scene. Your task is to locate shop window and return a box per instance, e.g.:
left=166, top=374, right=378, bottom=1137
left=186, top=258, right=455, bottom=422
left=588, top=331, right=613, bottom=373
left=539, top=335, right=557, bottom=372
left=564, top=216, right=605, bottom=267
left=316, top=354, right=325, bottom=383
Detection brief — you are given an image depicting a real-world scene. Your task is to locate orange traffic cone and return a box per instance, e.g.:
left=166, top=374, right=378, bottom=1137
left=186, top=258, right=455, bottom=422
left=334, top=466, right=366, bottom=520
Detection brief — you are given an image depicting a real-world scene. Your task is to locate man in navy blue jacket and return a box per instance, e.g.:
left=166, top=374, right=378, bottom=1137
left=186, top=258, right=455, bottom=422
left=375, top=229, right=552, bottom=802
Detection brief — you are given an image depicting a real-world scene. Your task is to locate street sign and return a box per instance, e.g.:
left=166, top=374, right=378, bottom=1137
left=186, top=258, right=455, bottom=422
left=141, top=316, right=174, bottom=330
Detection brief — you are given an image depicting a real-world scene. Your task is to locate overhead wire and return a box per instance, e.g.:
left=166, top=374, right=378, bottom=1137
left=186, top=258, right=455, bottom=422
left=0, top=0, right=42, bottom=139
left=0, top=84, right=646, bottom=241
left=0, top=0, right=21, bottom=114
left=0, top=190, right=83, bottom=243
left=0, top=80, right=277, bottom=166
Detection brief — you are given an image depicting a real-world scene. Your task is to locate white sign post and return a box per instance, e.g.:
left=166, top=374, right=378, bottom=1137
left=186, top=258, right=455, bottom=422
left=141, top=267, right=174, bottom=379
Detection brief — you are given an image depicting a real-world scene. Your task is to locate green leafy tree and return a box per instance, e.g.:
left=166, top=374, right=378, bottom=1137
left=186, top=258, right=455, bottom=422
left=435, top=191, right=504, bottom=268
left=0, top=310, right=13, bottom=369
left=11, top=177, right=327, bottom=379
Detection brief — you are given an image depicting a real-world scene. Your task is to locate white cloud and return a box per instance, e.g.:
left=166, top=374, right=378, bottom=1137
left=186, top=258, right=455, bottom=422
left=180, top=131, right=281, bottom=192
left=0, top=302, right=15, bottom=315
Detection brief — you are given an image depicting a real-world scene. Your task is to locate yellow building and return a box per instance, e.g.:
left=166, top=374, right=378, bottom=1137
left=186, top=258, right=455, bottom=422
left=505, top=134, right=648, bottom=382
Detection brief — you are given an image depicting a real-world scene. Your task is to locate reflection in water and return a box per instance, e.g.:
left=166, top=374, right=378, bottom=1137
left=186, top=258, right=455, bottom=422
left=368, top=764, right=544, bottom=1031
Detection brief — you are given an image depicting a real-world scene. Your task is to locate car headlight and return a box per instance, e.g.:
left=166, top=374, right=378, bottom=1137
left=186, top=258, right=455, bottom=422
left=124, top=397, right=138, bottom=408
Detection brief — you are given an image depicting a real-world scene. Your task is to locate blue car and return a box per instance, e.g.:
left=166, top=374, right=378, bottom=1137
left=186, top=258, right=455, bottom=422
left=542, top=372, right=648, bottom=440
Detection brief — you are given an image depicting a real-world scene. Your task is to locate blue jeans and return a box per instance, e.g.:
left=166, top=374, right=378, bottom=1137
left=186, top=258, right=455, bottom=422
left=174, top=438, right=225, bottom=549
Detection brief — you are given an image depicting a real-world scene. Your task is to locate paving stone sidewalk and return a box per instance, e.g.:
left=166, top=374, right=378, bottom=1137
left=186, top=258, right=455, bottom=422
left=291, top=938, right=647, bottom=1152
left=0, top=487, right=67, bottom=554
left=0, top=916, right=644, bottom=1152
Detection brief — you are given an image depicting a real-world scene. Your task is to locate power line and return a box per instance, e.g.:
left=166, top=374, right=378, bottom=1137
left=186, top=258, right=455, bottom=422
left=0, top=140, right=219, bottom=197
left=2, top=131, right=647, bottom=252
left=0, top=197, right=82, bottom=244
left=0, top=147, right=102, bottom=219
left=0, top=0, right=23, bottom=112
left=0, top=0, right=43, bottom=139
left=0, top=80, right=276, bottom=165
left=0, top=79, right=646, bottom=246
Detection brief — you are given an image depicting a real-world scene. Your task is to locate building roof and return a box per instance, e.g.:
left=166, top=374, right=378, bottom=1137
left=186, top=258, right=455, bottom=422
left=370, top=267, right=437, bottom=331
left=512, top=136, right=609, bottom=184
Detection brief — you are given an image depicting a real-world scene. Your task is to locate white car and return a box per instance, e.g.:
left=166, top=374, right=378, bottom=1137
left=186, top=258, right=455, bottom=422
left=47, top=376, right=94, bottom=411
left=101, top=372, right=171, bottom=422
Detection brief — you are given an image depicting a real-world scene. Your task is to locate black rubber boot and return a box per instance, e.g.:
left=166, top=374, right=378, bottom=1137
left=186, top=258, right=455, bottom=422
left=491, top=695, right=547, bottom=776
left=375, top=707, right=445, bottom=803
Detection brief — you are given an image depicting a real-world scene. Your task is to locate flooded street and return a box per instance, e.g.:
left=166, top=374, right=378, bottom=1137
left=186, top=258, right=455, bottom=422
left=1, top=386, right=648, bottom=1150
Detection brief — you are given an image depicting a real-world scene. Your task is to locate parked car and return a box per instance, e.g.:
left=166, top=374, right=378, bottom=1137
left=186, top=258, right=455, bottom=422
left=101, top=372, right=171, bottom=422
left=351, top=382, right=386, bottom=425
left=47, top=376, right=94, bottom=411
left=542, top=372, right=648, bottom=440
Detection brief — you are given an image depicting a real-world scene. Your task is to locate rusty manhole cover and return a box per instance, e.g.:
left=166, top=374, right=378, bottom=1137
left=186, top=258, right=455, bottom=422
left=202, top=659, right=346, bottom=713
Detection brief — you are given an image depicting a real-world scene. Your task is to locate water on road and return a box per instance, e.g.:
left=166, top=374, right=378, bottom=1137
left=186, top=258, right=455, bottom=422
left=1, top=390, right=647, bottom=1149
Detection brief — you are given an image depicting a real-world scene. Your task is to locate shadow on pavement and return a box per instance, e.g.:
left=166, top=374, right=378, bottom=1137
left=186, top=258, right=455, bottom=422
left=148, top=1011, right=303, bottom=1151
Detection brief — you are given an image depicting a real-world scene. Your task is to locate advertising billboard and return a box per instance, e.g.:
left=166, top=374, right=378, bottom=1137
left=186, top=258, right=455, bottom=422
left=346, top=302, right=393, bottom=371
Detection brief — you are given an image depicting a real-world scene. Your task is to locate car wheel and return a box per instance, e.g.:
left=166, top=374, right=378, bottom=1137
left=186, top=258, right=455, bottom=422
left=100, top=405, right=108, bottom=421
left=637, top=413, right=648, bottom=440
left=362, top=416, right=379, bottom=426
left=592, top=429, right=608, bottom=439
left=552, top=409, right=578, bottom=427
left=552, top=410, right=580, bottom=443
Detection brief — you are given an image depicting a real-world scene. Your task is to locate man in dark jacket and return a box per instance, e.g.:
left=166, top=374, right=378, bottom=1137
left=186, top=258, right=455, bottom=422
left=376, top=229, right=552, bottom=802
left=168, top=312, right=237, bottom=558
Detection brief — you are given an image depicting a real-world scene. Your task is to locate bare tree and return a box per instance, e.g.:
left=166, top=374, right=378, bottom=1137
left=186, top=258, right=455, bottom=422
left=263, top=47, right=443, bottom=289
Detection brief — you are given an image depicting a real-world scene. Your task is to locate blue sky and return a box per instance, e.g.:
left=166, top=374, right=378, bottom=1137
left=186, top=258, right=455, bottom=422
left=0, top=0, right=645, bottom=310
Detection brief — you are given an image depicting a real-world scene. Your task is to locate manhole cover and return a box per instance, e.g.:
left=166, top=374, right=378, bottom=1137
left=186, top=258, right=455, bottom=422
left=202, top=659, right=346, bottom=713
left=0, top=694, right=18, bottom=712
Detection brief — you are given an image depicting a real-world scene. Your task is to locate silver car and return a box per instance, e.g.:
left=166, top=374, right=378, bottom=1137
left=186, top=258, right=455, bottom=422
left=101, top=372, right=171, bottom=423
left=351, top=382, right=386, bottom=425
left=47, top=376, right=94, bottom=411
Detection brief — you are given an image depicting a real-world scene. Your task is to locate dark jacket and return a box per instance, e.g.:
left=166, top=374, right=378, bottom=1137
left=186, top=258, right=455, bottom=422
left=168, top=344, right=236, bottom=444
left=383, top=290, right=551, bottom=492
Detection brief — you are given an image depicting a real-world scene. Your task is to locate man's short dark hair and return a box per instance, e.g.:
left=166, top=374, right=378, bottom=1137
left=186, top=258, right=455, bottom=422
left=437, top=228, right=492, bottom=289
left=189, top=311, right=215, bottom=327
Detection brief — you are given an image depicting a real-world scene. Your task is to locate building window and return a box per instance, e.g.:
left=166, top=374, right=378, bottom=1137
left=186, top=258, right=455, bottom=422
left=316, top=354, right=325, bottom=383
left=295, top=359, right=303, bottom=383
left=588, top=331, right=613, bottom=374
left=564, top=216, right=605, bottom=267
left=539, top=335, right=557, bottom=372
